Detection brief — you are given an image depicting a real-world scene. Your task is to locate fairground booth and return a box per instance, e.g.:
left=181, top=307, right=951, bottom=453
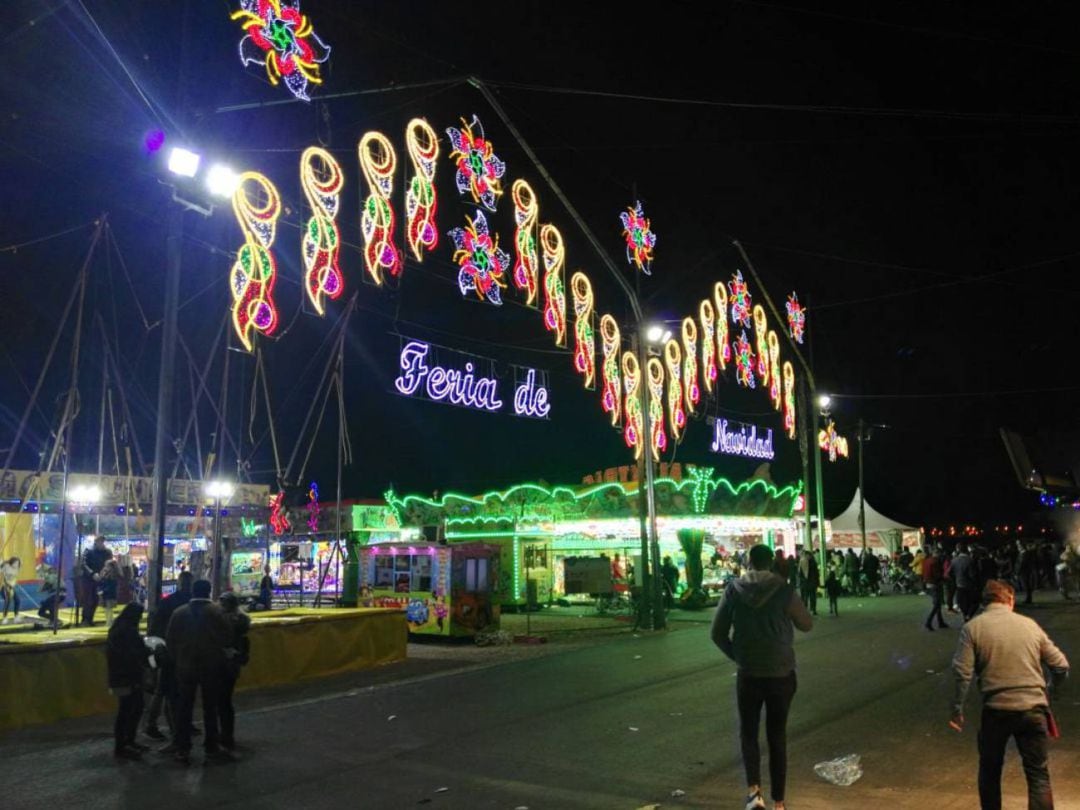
left=384, top=463, right=803, bottom=610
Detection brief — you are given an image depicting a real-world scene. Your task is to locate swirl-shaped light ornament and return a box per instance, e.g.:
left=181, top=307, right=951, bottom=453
left=300, top=146, right=344, bottom=315
left=646, top=357, right=668, bottom=461
left=663, top=340, right=686, bottom=443
left=405, top=118, right=439, bottom=262
left=699, top=299, right=718, bottom=394
left=783, top=361, right=796, bottom=439
left=622, top=352, right=643, bottom=459
left=599, top=315, right=622, bottom=427
left=753, top=304, right=770, bottom=385
left=714, top=282, right=731, bottom=370
left=681, top=317, right=700, bottom=415
left=358, top=131, right=401, bottom=285
left=511, top=180, right=540, bottom=306
left=230, top=171, right=281, bottom=352
left=768, top=331, right=782, bottom=411
left=570, top=272, right=596, bottom=389
left=540, top=224, right=567, bottom=347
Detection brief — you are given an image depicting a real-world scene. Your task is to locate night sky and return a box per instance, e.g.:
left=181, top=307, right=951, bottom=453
left=3, top=1, right=1080, bottom=529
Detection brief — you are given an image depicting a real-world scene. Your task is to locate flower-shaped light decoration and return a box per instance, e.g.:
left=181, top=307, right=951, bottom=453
left=619, top=201, right=657, bottom=274
left=786, top=292, right=806, bottom=344
left=728, top=270, right=753, bottom=329
left=818, top=420, right=850, bottom=462
left=734, top=330, right=756, bottom=389
left=446, top=115, right=506, bottom=212
left=448, top=211, right=510, bottom=306
left=231, top=0, right=331, bottom=102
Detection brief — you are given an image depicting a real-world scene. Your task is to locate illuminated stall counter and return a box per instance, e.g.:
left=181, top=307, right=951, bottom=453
left=385, top=466, right=804, bottom=608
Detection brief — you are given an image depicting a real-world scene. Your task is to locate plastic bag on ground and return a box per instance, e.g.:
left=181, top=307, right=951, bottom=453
left=813, top=754, right=863, bottom=786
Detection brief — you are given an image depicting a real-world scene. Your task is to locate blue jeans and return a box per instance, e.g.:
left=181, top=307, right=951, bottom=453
left=978, top=707, right=1053, bottom=810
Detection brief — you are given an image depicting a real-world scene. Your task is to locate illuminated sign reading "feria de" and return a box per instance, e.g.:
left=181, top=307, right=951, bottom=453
left=710, top=418, right=775, bottom=460
left=394, top=340, right=550, bottom=419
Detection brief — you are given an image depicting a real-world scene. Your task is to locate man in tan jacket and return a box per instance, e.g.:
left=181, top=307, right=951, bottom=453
left=950, top=579, right=1069, bottom=810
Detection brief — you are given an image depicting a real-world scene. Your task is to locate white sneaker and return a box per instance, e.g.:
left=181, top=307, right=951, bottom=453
left=745, top=789, right=766, bottom=810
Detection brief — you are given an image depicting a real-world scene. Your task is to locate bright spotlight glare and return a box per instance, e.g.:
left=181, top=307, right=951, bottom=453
left=205, top=480, right=236, bottom=499
left=167, top=147, right=201, bottom=178
left=817, top=394, right=832, bottom=410
left=646, top=325, right=665, bottom=343
left=68, top=484, right=102, bottom=504
left=206, top=164, right=239, bottom=198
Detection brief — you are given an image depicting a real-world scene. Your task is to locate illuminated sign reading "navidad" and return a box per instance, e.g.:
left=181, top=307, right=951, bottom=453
left=710, top=418, right=775, bottom=460
left=394, top=340, right=550, bottom=419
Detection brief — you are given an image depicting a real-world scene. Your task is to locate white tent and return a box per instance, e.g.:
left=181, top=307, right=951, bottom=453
left=829, top=489, right=923, bottom=552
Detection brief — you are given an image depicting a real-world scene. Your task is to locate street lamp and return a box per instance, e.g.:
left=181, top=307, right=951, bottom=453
left=645, top=324, right=672, bottom=345
left=817, top=393, right=832, bottom=413
left=205, top=480, right=236, bottom=598
left=66, top=484, right=102, bottom=628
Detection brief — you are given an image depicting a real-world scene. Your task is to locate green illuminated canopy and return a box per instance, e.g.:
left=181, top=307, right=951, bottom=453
left=385, top=467, right=802, bottom=529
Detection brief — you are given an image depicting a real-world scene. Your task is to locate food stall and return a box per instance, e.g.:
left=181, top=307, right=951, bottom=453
left=385, top=465, right=805, bottom=609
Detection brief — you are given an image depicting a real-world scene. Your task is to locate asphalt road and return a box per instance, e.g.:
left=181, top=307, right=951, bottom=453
left=2, top=594, right=1077, bottom=809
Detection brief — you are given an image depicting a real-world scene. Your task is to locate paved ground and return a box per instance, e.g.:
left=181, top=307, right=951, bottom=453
left=1, top=592, right=1077, bottom=809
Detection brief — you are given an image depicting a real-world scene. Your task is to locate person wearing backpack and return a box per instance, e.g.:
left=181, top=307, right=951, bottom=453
left=218, top=591, right=251, bottom=750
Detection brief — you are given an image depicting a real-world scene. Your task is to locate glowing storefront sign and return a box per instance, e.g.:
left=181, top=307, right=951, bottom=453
left=394, top=340, right=550, bottom=419
left=710, top=418, right=775, bottom=460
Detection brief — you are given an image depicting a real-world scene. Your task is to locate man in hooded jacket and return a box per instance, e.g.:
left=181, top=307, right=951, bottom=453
left=712, top=544, right=813, bottom=810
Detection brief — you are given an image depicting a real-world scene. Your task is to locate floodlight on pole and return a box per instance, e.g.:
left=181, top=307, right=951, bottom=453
left=645, top=324, right=672, bottom=345
left=817, top=393, right=832, bottom=412
left=167, top=147, right=201, bottom=178
left=206, top=164, right=240, bottom=198
left=67, top=484, right=102, bottom=505
left=205, top=480, right=236, bottom=500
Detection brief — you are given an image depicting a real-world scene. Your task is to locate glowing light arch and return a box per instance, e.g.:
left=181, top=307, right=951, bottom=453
left=300, top=146, right=344, bottom=315
left=570, top=272, right=596, bottom=389
left=230, top=171, right=281, bottom=352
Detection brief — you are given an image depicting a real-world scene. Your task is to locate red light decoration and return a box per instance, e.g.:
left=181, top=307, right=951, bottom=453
left=230, top=172, right=281, bottom=352
left=786, top=292, right=806, bottom=344
left=300, top=146, right=344, bottom=316
left=570, top=273, right=596, bottom=389
left=818, top=421, right=850, bottom=462
left=620, top=201, right=657, bottom=274
left=511, top=180, right=540, bottom=306
left=646, top=357, right=668, bottom=461
left=699, top=299, right=718, bottom=394
left=728, top=270, right=752, bottom=329
left=231, top=0, right=330, bottom=102
left=733, top=330, right=756, bottom=389
left=600, top=315, right=622, bottom=427
left=448, top=211, right=509, bottom=306
left=767, top=331, right=781, bottom=411
left=540, top=224, right=567, bottom=347
left=269, top=492, right=291, bottom=535
left=663, top=340, right=686, bottom=443
left=359, top=131, right=401, bottom=285
left=783, top=362, right=796, bottom=439
left=405, top=118, right=439, bottom=262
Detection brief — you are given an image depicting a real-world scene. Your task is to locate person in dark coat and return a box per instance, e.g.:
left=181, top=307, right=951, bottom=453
left=166, top=579, right=231, bottom=764
left=798, top=550, right=819, bottom=615
left=80, top=536, right=113, bottom=625
left=218, top=592, right=252, bottom=749
left=144, top=571, right=193, bottom=740
left=106, top=603, right=149, bottom=759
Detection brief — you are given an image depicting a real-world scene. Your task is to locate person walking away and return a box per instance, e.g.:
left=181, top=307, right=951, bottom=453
left=1017, top=541, right=1038, bottom=605
left=660, top=555, right=679, bottom=608
left=824, top=565, right=841, bottom=616
left=100, top=559, right=121, bottom=627
left=861, top=549, right=880, bottom=596
left=106, top=603, right=150, bottom=759
left=144, top=571, right=193, bottom=741
left=80, top=536, right=113, bottom=626
left=712, top=544, right=813, bottom=810
left=950, top=580, right=1069, bottom=810
left=218, top=592, right=251, bottom=749
left=1, top=557, right=21, bottom=623
left=798, top=550, right=819, bottom=616
left=167, top=579, right=231, bottom=764
left=843, top=549, right=860, bottom=595
left=943, top=549, right=957, bottom=613
left=950, top=544, right=978, bottom=621
left=922, top=546, right=949, bottom=631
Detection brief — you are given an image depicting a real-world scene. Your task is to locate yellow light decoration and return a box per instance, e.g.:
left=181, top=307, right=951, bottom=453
left=753, top=304, right=770, bottom=386
left=818, top=420, right=850, bottom=462
left=714, top=282, right=731, bottom=370
left=600, top=314, right=622, bottom=427
left=570, top=272, right=596, bottom=389
left=540, top=224, right=567, bottom=347
left=646, top=357, right=668, bottom=461
left=767, top=331, right=781, bottom=411
left=621, top=352, right=643, bottom=459
left=511, top=180, right=540, bottom=306
left=358, top=131, right=401, bottom=285
left=404, top=118, right=439, bottom=262
left=663, top=340, right=686, bottom=443
left=699, top=299, right=718, bottom=394
left=783, top=361, right=796, bottom=439
left=681, top=317, right=700, bottom=415
left=230, top=171, right=281, bottom=353
left=300, top=146, right=344, bottom=316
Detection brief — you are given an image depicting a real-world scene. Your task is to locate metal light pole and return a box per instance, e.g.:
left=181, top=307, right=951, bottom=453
left=471, top=77, right=665, bottom=629
left=206, top=480, right=235, bottom=598
left=858, top=417, right=867, bottom=552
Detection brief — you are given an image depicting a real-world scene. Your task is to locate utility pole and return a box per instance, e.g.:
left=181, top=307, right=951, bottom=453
left=858, top=417, right=867, bottom=552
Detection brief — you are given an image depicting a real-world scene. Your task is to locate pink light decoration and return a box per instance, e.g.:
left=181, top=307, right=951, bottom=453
left=786, top=292, right=806, bottom=344
left=734, top=330, right=756, bottom=389
left=728, top=270, right=752, bottom=329
left=446, top=115, right=506, bottom=211
left=622, top=352, right=643, bottom=459
left=570, top=272, right=596, bottom=389
left=768, top=331, right=781, bottom=411
left=646, top=357, right=667, bottom=461
left=714, top=282, right=731, bottom=370
left=540, top=224, right=567, bottom=347
left=600, top=315, right=622, bottom=427
left=300, top=146, right=344, bottom=315
left=753, top=305, right=770, bottom=385
left=681, top=317, right=700, bottom=414
left=358, top=132, right=401, bottom=284
left=699, top=299, right=718, bottom=393
left=663, top=340, right=686, bottom=443
left=511, top=180, right=539, bottom=306
left=405, top=118, right=439, bottom=262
